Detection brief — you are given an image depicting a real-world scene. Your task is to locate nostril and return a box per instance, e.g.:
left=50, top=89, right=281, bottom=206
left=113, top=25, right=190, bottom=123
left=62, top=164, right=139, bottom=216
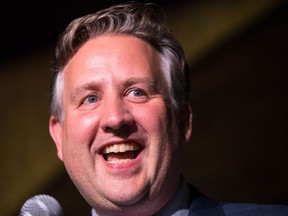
left=104, top=125, right=133, bottom=137
left=100, top=111, right=134, bottom=133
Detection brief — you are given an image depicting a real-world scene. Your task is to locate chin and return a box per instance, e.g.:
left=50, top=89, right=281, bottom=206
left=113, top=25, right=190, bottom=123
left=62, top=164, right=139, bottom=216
left=108, top=188, right=147, bottom=206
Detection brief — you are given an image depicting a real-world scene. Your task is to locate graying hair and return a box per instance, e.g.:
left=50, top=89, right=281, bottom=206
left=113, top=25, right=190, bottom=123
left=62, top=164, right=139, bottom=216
left=50, top=1, right=190, bottom=121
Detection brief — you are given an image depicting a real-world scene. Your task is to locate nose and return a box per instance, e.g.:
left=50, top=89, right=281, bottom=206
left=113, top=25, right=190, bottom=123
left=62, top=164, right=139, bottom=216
left=100, top=97, right=134, bottom=133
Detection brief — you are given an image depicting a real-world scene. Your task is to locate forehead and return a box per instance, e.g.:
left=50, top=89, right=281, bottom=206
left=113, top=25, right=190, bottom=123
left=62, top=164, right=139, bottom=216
left=63, top=35, right=166, bottom=85
left=70, top=35, right=159, bottom=68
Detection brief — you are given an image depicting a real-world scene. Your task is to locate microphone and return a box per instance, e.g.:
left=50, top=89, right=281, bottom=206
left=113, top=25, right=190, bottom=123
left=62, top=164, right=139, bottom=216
left=19, top=194, right=64, bottom=216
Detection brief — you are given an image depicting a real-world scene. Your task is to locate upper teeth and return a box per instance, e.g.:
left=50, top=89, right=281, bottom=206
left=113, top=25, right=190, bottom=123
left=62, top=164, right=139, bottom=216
left=102, top=143, right=139, bottom=154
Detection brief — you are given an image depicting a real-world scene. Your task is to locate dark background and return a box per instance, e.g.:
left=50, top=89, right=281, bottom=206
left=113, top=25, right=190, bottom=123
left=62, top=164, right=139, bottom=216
left=0, top=0, right=175, bottom=64
left=0, top=0, right=287, bottom=215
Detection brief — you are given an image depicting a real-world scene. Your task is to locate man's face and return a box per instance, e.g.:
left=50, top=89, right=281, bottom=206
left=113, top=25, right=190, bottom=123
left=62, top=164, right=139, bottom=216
left=49, top=35, right=191, bottom=214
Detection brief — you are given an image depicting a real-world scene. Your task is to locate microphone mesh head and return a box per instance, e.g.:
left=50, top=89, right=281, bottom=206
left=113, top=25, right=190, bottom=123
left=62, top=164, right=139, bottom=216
left=19, top=194, right=64, bottom=216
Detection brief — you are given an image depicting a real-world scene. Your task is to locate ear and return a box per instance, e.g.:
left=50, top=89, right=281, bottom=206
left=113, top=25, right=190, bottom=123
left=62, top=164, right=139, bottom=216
left=49, top=116, right=64, bottom=161
left=182, top=103, right=193, bottom=142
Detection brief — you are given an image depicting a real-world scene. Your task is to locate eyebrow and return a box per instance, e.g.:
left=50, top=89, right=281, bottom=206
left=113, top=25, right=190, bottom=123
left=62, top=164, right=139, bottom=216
left=124, top=77, right=160, bottom=91
left=70, top=81, right=101, bottom=103
left=70, top=77, right=161, bottom=102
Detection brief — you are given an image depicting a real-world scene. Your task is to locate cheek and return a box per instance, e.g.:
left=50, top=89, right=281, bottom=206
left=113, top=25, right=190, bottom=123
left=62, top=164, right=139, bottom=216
left=63, top=112, right=99, bottom=149
left=61, top=113, right=100, bottom=174
left=134, top=103, right=169, bottom=135
left=140, top=103, right=180, bottom=152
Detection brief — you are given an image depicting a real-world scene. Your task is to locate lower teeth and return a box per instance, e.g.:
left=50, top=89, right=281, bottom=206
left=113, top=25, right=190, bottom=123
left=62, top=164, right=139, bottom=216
left=104, top=151, right=139, bottom=163
left=107, top=159, right=133, bottom=164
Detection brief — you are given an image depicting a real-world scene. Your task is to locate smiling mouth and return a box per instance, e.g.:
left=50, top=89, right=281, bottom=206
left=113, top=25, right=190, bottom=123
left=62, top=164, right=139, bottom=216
left=101, top=143, right=142, bottom=164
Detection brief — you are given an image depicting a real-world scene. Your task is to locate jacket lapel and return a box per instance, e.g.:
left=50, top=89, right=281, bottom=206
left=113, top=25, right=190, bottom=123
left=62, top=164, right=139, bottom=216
left=188, top=185, right=225, bottom=216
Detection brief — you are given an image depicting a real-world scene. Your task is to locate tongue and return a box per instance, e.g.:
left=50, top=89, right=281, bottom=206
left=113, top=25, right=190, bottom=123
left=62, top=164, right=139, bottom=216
left=105, top=151, right=137, bottom=162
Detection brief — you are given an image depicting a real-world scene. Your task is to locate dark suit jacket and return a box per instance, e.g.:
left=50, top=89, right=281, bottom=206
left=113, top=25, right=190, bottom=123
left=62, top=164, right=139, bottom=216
left=188, top=186, right=288, bottom=216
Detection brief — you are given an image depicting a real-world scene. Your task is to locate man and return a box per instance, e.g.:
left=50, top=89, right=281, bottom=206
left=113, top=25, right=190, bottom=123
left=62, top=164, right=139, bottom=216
left=49, top=1, right=288, bottom=215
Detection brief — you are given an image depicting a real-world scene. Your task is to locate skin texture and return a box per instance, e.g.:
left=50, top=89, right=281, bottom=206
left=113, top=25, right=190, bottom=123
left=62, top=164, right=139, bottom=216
left=49, top=35, right=192, bottom=216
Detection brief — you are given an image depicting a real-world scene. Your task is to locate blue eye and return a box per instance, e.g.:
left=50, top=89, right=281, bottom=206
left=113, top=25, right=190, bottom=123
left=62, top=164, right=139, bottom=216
left=126, top=89, right=148, bottom=103
left=132, top=90, right=145, bottom=97
left=86, top=95, right=99, bottom=104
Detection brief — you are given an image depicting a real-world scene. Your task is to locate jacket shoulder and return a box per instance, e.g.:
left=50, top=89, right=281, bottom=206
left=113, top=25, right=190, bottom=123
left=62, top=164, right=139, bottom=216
left=221, top=202, right=288, bottom=216
left=187, top=185, right=288, bottom=216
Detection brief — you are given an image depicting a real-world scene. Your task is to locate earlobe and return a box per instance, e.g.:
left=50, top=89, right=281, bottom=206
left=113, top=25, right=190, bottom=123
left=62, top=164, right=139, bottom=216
left=184, top=103, right=193, bottom=142
left=49, top=116, right=64, bottom=161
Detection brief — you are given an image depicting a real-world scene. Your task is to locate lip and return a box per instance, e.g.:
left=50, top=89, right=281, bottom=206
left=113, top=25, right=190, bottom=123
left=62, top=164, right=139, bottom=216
left=95, top=139, right=145, bottom=170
